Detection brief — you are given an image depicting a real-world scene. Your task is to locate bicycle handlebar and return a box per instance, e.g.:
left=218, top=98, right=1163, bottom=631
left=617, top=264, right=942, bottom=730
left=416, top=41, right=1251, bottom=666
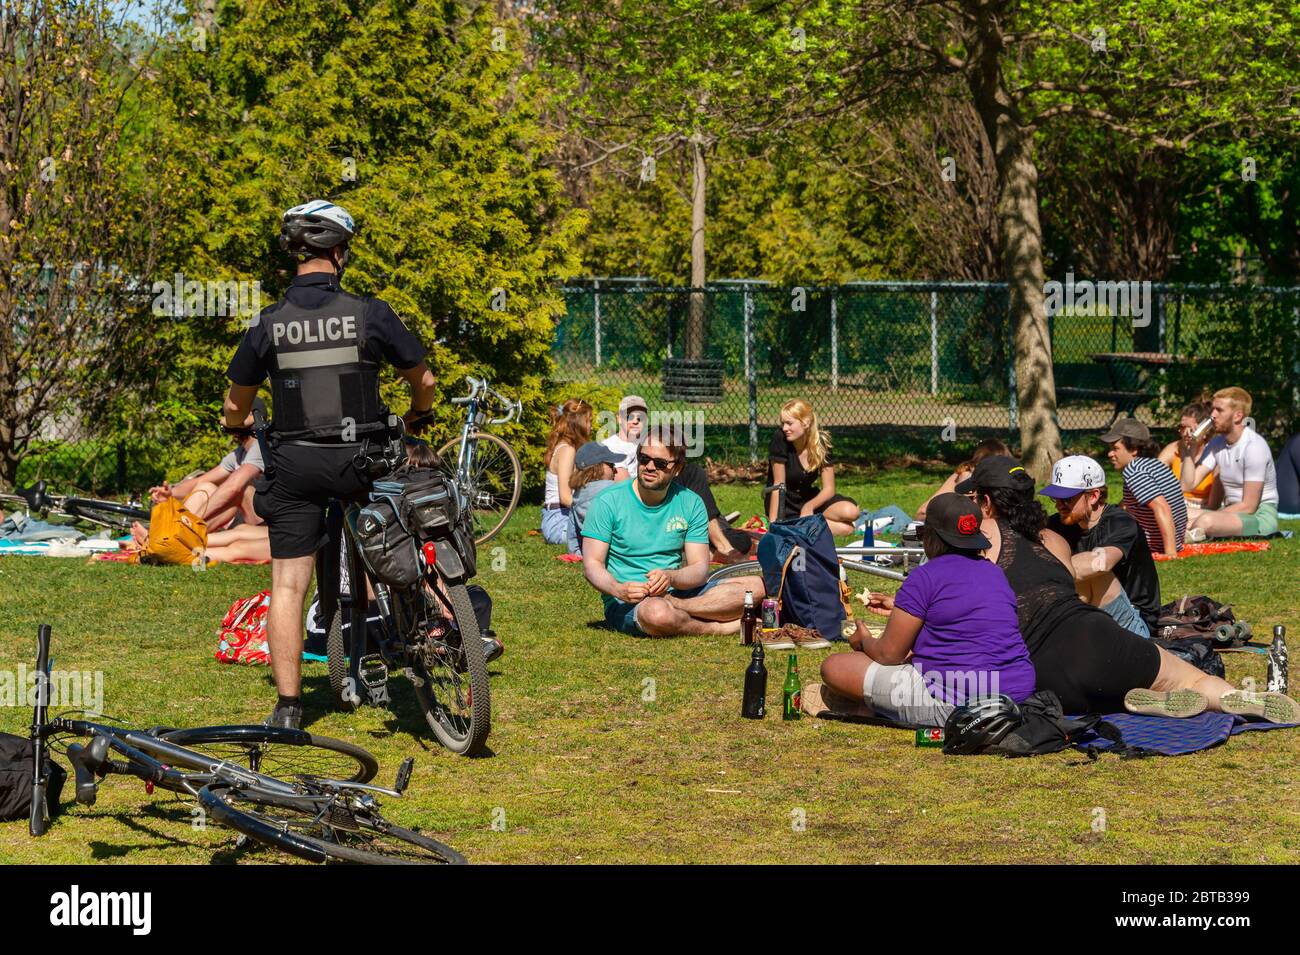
left=451, top=375, right=520, bottom=426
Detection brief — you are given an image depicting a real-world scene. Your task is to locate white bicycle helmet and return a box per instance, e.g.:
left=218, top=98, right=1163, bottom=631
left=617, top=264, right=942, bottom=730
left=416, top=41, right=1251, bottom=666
left=279, top=200, right=356, bottom=256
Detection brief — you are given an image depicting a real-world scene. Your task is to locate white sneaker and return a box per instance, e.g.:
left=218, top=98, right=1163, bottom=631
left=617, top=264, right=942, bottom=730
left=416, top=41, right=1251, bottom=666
left=1187, top=527, right=1207, bottom=543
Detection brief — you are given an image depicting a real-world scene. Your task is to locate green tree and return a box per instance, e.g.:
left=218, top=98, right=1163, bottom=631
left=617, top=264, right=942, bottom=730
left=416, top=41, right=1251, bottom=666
left=0, top=0, right=193, bottom=488
left=158, top=0, right=586, bottom=487
left=844, top=0, right=1300, bottom=479
left=533, top=0, right=856, bottom=357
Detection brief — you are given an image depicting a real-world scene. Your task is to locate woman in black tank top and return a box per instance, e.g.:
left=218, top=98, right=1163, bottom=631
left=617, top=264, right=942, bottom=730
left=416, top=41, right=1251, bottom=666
left=957, top=456, right=1291, bottom=719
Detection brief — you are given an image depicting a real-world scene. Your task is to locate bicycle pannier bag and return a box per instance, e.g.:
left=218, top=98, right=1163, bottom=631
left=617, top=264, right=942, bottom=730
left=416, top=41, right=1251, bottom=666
left=354, top=495, right=421, bottom=588
left=402, top=471, right=458, bottom=540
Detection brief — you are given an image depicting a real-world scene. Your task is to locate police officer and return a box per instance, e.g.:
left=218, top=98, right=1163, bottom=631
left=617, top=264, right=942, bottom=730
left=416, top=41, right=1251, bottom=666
left=223, top=200, right=436, bottom=728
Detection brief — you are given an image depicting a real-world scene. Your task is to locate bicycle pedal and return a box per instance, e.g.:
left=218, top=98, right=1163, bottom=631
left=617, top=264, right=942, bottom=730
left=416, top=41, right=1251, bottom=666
left=357, top=654, right=389, bottom=690
left=394, top=757, right=414, bottom=794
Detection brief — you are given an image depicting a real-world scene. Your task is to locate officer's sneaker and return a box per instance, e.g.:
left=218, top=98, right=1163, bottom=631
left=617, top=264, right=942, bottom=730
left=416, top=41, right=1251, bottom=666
left=265, top=701, right=303, bottom=730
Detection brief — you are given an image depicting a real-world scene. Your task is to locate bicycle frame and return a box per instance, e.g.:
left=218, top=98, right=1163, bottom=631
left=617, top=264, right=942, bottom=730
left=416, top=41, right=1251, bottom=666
left=47, top=719, right=312, bottom=801
left=450, top=375, right=519, bottom=506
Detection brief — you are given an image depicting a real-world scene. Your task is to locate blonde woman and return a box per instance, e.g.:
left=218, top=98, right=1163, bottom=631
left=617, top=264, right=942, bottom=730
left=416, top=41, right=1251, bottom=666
left=542, top=398, right=593, bottom=543
left=765, top=399, right=860, bottom=535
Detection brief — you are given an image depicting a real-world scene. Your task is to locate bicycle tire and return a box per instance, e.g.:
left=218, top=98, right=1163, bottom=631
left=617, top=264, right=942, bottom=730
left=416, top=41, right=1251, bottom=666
left=199, top=783, right=467, bottom=864
left=157, top=726, right=378, bottom=784
left=435, top=431, right=521, bottom=545
left=409, top=582, right=491, bottom=756
left=323, top=517, right=366, bottom=713
left=62, top=497, right=150, bottom=529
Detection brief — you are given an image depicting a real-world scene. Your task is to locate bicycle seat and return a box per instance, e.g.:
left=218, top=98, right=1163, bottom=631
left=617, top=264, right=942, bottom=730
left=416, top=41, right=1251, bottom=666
left=16, top=480, right=50, bottom=511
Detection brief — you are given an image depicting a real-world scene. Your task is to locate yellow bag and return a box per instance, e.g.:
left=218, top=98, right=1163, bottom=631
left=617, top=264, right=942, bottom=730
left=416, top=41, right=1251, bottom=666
left=130, top=498, right=208, bottom=566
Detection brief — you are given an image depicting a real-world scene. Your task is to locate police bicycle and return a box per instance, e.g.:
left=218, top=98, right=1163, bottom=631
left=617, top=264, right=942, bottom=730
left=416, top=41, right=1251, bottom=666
left=435, top=375, right=522, bottom=545
left=253, top=410, right=492, bottom=757
left=26, top=624, right=466, bottom=863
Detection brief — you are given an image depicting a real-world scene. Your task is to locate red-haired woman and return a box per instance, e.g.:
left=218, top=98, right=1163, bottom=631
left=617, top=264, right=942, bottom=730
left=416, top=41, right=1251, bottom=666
left=542, top=399, right=593, bottom=543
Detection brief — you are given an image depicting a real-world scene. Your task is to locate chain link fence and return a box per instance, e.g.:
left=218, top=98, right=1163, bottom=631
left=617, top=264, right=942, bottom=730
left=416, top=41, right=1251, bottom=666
left=554, top=279, right=1300, bottom=464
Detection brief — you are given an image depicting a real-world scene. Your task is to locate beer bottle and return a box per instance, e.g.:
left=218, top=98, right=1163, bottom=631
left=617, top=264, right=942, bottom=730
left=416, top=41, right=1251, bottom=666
left=782, top=654, right=801, bottom=720
left=742, top=642, right=767, bottom=719
left=741, top=590, right=757, bottom=646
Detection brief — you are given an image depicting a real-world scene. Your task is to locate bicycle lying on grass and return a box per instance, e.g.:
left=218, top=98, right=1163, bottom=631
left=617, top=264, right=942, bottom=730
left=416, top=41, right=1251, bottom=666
left=0, top=479, right=150, bottom=534
left=27, top=624, right=466, bottom=863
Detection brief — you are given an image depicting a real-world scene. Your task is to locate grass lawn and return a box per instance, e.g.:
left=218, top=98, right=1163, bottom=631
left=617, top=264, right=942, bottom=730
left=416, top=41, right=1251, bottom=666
left=2, top=464, right=1298, bottom=864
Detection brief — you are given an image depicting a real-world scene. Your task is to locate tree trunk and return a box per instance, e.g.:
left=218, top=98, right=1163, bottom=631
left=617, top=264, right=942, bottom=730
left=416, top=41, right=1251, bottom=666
left=686, top=131, right=707, bottom=359
left=966, top=9, right=1062, bottom=482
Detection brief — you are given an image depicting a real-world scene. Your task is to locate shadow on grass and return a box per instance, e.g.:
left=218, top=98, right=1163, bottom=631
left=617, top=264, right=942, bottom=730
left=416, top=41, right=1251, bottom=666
left=298, top=671, right=499, bottom=759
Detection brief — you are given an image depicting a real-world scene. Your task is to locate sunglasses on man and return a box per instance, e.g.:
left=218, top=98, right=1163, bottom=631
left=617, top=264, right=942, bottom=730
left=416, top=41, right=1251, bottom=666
left=636, top=451, right=675, bottom=471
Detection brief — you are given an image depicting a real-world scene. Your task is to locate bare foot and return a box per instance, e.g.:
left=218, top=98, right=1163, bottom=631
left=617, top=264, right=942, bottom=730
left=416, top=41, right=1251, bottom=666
left=801, top=682, right=876, bottom=720
left=130, top=521, right=149, bottom=546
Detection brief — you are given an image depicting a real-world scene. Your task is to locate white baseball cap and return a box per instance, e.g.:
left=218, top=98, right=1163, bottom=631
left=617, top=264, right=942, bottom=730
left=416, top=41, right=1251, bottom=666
left=1039, top=455, right=1106, bottom=499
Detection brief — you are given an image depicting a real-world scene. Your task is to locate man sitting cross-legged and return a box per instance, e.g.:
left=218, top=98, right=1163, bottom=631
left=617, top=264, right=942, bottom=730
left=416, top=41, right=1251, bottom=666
left=581, top=425, right=765, bottom=637
left=1184, top=386, right=1280, bottom=540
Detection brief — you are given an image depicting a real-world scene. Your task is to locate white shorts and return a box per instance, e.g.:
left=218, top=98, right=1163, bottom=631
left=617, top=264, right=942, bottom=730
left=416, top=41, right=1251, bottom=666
left=863, top=661, right=957, bottom=728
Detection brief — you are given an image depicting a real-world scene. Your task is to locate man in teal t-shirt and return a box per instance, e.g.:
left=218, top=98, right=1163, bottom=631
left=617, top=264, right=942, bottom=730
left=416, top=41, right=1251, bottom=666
left=581, top=428, right=766, bottom=637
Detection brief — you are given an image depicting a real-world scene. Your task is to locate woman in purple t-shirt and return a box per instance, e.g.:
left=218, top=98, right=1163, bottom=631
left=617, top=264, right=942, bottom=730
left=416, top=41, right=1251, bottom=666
left=802, top=493, right=1036, bottom=727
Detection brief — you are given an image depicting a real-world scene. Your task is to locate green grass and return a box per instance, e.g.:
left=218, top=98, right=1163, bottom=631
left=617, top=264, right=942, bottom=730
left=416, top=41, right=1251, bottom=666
left=3, top=465, right=1299, bottom=864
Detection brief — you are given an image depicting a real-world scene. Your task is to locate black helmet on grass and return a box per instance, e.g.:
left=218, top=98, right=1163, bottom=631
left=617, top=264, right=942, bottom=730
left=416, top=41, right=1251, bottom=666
left=942, top=695, right=1023, bottom=755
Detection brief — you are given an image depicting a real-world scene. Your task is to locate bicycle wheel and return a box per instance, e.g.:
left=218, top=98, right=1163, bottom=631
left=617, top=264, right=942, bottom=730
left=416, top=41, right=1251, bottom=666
left=407, top=582, right=491, bottom=756
left=199, top=783, right=466, bottom=864
left=62, top=497, right=150, bottom=532
left=157, top=726, right=378, bottom=783
left=435, top=431, right=521, bottom=545
left=323, top=510, right=367, bottom=713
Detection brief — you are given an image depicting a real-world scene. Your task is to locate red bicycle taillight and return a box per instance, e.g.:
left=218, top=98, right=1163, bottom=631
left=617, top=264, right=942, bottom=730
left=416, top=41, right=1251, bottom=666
left=422, top=542, right=437, bottom=565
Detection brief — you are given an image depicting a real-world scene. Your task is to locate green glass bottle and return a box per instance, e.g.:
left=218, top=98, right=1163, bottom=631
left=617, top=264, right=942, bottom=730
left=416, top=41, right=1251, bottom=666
left=782, top=654, right=801, bottom=721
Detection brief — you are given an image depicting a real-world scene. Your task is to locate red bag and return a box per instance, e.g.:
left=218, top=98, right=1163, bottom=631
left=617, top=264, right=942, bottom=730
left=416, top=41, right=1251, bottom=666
left=215, top=590, right=271, bottom=665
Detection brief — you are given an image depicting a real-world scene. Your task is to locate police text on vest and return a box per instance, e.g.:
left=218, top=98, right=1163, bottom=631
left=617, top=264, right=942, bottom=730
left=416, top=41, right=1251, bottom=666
left=272, top=315, right=357, bottom=346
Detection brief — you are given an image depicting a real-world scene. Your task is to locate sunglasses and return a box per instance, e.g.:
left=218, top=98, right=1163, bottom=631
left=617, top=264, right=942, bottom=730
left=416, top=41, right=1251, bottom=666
left=636, top=451, right=675, bottom=471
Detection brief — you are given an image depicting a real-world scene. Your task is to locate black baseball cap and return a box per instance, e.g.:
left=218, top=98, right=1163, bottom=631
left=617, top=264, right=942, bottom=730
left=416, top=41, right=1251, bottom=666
left=954, top=454, right=1031, bottom=494
left=925, top=493, right=991, bottom=551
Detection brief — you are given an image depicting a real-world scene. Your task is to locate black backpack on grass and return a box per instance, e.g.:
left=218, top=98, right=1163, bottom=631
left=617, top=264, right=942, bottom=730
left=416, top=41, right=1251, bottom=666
left=944, top=691, right=1147, bottom=758
left=0, top=732, right=65, bottom=822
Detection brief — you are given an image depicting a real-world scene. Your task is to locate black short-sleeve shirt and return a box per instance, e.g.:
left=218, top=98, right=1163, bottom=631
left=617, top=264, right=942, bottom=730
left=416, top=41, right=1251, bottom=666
left=225, top=273, right=427, bottom=386
left=766, top=429, right=831, bottom=511
left=1048, top=505, right=1160, bottom=630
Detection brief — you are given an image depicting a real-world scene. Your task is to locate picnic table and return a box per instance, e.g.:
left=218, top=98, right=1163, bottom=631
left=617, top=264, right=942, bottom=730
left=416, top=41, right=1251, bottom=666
left=1058, top=352, right=1220, bottom=425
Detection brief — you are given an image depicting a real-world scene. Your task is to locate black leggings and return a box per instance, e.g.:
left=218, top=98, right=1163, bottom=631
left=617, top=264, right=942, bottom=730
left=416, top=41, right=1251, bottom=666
left=1031, top=608, right=1162, bottom=714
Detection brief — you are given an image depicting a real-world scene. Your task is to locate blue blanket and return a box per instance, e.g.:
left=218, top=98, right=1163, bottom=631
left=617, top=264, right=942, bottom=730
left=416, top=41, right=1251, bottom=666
left=1072, top=711, right=1297, bottom=756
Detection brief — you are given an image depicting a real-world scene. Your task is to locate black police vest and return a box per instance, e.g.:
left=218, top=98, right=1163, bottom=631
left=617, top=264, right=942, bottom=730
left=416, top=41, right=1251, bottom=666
left=264, top=290, right=386, bottom=441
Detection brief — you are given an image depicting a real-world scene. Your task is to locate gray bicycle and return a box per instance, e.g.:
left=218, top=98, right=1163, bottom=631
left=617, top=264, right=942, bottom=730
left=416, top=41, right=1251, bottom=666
left=27, top=624, right=466, bottom=864
left=435, top=375, right=522, bottom=545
